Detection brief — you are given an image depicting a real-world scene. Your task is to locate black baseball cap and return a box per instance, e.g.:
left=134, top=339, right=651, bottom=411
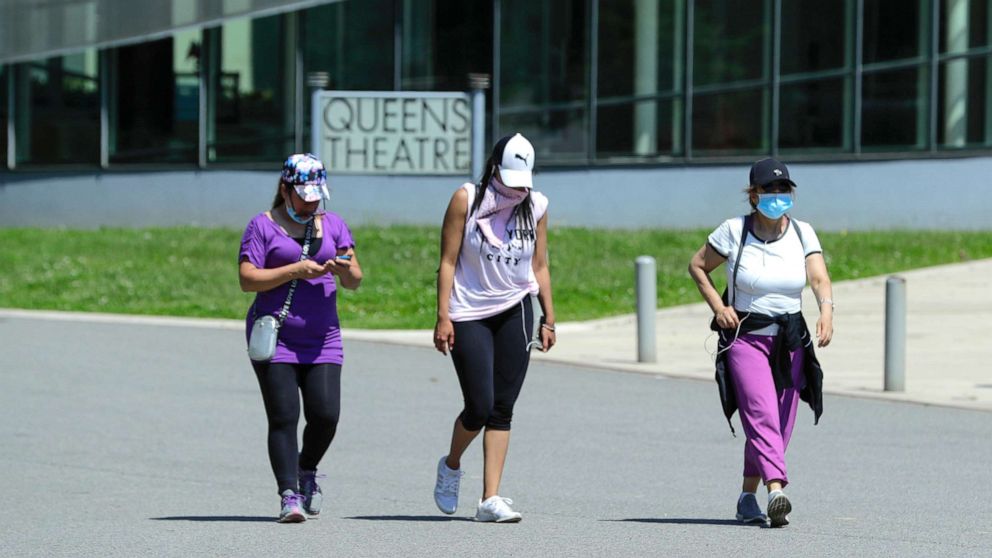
left=749, top=158, right=797, bottom=188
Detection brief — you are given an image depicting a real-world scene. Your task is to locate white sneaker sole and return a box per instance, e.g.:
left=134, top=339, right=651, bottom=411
left=767, top=494, right=792, bottom=527
left=475, top=513, right=522, bottom=523
left=278, top=511, right=306, bottom=523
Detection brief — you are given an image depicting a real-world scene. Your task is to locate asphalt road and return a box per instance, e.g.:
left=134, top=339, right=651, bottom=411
left=1, top=315, right=990, bottom=557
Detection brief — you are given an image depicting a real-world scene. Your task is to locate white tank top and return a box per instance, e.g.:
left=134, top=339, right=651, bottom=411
left=448, top=183, right=549, bottom=322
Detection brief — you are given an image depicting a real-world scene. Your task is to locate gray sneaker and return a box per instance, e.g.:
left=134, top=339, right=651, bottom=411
left=735, top=493, right=767, bottom=524
left=299, top=469, right=324, bottom=516
left=278, top=490, right=306, bottom=523
left=767, top=490, right=792, bottom=527
left=433, top=456, right=463, bottom=514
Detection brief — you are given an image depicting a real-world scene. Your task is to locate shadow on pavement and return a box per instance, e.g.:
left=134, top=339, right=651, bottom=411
left=150, top=516, right=275, bottom=523
left=346, top=515, right=474, bottom=522
left=607, top=518, right=755, bottom=527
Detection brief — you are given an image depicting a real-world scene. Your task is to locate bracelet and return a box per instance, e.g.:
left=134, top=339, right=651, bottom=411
left=819, top=298, right=834, bottom=309
left=541, top=323, right=556, bottom=332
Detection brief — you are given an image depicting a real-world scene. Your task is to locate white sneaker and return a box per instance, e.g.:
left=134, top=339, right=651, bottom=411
left=475, top=496, right=522, bottom=523
left=433, top=456, right=463, bottom=514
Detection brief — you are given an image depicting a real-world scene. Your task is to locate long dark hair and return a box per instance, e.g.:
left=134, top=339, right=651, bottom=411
left=271, top=179, right=287, bottom=209
left=471, top=152, right=536, bottom=246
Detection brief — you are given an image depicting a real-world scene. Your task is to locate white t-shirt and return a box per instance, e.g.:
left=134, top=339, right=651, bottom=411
left=708, top=215, right=822, bottom=332
left=449, top=183, right=549, bottom=322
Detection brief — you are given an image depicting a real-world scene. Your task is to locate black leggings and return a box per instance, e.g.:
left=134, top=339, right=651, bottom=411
left=251, top=361, right=342, bottom=494
left=450, top=296, right=534, bottom=431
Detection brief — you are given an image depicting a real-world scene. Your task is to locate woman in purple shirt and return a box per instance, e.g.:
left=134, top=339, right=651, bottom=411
left=238, top=153, right=363, bottom=523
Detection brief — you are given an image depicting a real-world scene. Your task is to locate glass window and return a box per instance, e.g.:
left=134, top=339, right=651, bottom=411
left=937, top=56, right=990, bottom=148
left=863, top=0, right=925, bottom=64
left=693, top=0, right=767, bottom=86
left=692, top=88, right=767, bottom=154
left=779, top=78, right=847, bottom=151
left=401, top=0, right=491, bottom=91
left=303, top=0, right=395, bottom=91
left=13, top=52, right=100, bottom=166
left=109, top=31, right=200, bottom=164
left=596, top=0, right=681, bottom=158
left=500, top=0, right=588, bottom=159
left=780, top=0, right=849, bottom=75
left=596, top=99, right=677, bottom=159
left=861, top=67, right=929, bottom=150
left=500, top=0, right=587, bottom=108
left=939, top=0, right=990, bottom=53
left=1, top=65, right=7, bottom=168
left=302, top=0, right=395, bottom=153
left=209, top=14, right=295, bottom=163
left=500, top=107, right=587, bottom=162
left=598, top=0, right=679, bottom=97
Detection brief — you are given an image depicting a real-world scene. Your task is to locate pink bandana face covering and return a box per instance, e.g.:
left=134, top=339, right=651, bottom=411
left=476, top=177, right=529, bottom=248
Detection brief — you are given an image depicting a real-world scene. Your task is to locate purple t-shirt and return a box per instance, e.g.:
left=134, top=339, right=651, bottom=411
left=240, top=211, right=355, bottom=364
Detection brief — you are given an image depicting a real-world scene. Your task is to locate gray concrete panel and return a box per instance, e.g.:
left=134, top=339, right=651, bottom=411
left=1, top=156, right=991, bottom=230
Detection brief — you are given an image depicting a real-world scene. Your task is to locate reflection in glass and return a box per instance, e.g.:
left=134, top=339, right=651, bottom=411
left=13, top=52, right=100, bottom=165
left=779, top=78, right=846, bottom=151
left=1, top=65, right=7, bottom=167
left=209, top=14, right=294, bottom=162
left=863, top=0, right=925, bottom=64
left=500, top=0, right=587, bottom=108
left=500, top=108, right=587, bottom=162
left=692, top=88, right=766, bottom=154
left=862, top=67, right=928, bottom=149
left=401, top=0, right=491, bottom=91
left=938, top=56, right=990, bottom=147
left=302, top=0, right=395, bottom=150
left=693, top=0, right=766, bottom=85
left=598, top=0, right=680, bottom=156
left=303, top=0, right=395, bottom=91
left=939, top=0, right=990, bottom=52
left=780, top=0, right=849, bottom=74
left=109, top=31, right=200, bottom=163
left=596, top=100, right=676, bottom=159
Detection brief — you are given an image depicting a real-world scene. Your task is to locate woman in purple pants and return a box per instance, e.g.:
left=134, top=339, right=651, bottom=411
left=688, top=158, right=834, bottom=527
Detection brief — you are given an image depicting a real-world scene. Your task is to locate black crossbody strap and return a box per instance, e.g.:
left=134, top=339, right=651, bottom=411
left=276, top=219, right=315, bottom=326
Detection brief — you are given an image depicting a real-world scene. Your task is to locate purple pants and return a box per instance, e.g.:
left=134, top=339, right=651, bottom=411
left=726, top=333, right=805, bottom=486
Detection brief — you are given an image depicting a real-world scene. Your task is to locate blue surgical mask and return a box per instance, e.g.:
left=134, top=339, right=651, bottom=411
left=285, top=202, right=313, bottom=224
left=756, top=193, right=793, bottom=219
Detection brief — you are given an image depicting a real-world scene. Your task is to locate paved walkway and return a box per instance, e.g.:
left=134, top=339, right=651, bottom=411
left=2, top=258, right=989, bottom=411
left=344, top=258, right=992, bottom=412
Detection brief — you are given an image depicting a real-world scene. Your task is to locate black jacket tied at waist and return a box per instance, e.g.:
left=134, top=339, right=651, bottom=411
left=712, top=311, right=824, bottom=435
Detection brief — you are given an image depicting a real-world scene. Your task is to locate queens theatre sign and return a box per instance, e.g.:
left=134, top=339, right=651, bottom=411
left=312, top=91, right=472, bottom=175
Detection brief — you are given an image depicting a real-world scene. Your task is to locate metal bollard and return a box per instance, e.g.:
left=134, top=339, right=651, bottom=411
left=884, top=276, right=906, bottom=391
left=635, top=256, right=657, bottom=363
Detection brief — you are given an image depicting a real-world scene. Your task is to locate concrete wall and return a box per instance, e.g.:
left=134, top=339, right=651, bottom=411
left=1, top=156, right=990, bottom=230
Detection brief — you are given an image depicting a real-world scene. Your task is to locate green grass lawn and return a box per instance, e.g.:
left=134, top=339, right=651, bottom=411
left=1, top=226, right=989, bottom=329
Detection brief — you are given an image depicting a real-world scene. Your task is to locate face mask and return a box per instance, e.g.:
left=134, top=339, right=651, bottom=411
left=492, top=176, right=529, bottom=202
left=285, top=200, right=313, bottom=224
left=756, top=193, right=793, bottom=219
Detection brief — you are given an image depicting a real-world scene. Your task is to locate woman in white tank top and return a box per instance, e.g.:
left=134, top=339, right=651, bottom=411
left=430, top=133, right=556, bottom=523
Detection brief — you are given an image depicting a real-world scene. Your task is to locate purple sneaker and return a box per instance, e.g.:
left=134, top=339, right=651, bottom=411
left=278, top=490, right=306, bottom=523
left=299, top=469, right=324, bottom=516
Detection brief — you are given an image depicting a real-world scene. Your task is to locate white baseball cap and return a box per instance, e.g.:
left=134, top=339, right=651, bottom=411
left=494, top=133, right=535, bottom=188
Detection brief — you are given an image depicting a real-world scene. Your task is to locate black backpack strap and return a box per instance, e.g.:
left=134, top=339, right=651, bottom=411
left=728, top=214, right=751, bottom=309
left=792, top=217, right=808, bottom=255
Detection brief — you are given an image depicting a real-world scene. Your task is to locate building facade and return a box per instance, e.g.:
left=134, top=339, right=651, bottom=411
left=2, top=0, right=991, bottom=229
